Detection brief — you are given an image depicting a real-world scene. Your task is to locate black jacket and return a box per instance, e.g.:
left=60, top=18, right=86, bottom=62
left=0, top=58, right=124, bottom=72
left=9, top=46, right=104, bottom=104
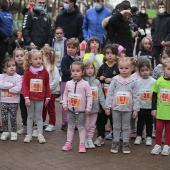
left=55, top=5, right=84, bottom=42
left=22, top=9, right=53, bottom=48
left=151, top=12, right=170, bottom=46
left=107, top=12, right=133, bottom=57
left=137, top=12, right=148, bottom=29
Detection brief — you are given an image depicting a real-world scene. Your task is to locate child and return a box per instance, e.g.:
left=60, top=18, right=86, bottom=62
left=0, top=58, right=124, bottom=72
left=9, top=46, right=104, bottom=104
left=22, top=49, right=51, bottom=143
left=105, top=58, right=140, bottom=154
left=94, top=44, right=119, bottom=146
left=0, top=57, right=22, bottom=141
left=83, top=36, right=104, bottom=73
left=134, top=58, right=155, bottom=145
left=60, top=38, right=80, bottom=131
left=62, top=61, right=93, bottom=153
left=152, top=49, right=170, bottom=80
left=136, top=37, right=154, bottom=68
left=42, top=47, right=60, bottom=131
left=13, top=48, right=28, bottom=135
left=22, top=0, right=35, bottom=15
left=83, top=60, right=105, bottom=148
left=151, top=58, right=170, bottom=155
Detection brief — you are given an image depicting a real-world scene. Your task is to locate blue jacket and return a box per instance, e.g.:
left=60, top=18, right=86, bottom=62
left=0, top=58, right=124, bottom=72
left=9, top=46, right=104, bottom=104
left=82, top=6, right=111, bottom=45
left=0, top=10, right=13, bottom=37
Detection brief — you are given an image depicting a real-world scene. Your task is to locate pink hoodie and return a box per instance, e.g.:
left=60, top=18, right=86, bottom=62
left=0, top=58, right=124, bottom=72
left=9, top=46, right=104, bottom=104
left=63, top=79, right=93, bottom=112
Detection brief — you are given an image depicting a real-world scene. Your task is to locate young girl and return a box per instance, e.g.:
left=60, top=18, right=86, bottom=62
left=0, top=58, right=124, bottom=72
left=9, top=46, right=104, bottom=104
left=151, top=58, right=170, bottom=155
left=94, top=44, right=119, bottom=146
left=83, top=36, right=104, bottom=73
left=105, top=58, right=140, bottom=154
left=134, top=58, right=155, bottom=145
left=22, top=49, right=51, bottom=143
left=0, top=57, right=22, bottom=141
left=22, top=0, right=35, bottom=15
left=62, top=61, right=93, bottom=153
left=60, top=38, right=80, bottom=131
left=13, top=48, right=28, bottom=135
left=42, top=47, right=60, bottom=131
left=83, top=60, right=105, bottom=148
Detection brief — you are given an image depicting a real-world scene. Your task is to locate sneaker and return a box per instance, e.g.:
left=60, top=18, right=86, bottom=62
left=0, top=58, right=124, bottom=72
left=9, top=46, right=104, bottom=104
left=152, top=130, right=156, bottom=138
left=55, top=96, right=61, bottom=102
left=45, top=124, right=55, bottom=132
left=94, top=136, right=104, bottom=147
left=32, top=129, right=38, bottom=137
left=11, top=132, right=17, bottom=141
left=85, top=139, right=89, bottom=148
left=79, top=143, right=86, bottom=153
left=43, top=122, right=48, bottom=129
left=134, top=136, right=142, bottom=145
left=1, top=132, right=9, bottom=141
left=59, top=100, right=63, bottom=104
left=146, top=137, right=152, bottom=146
left=106, top=131, right=113, bottom=140
left=130, top=131, right=137, bottom=139
left=161, top=145, right=170, bottom=156
left=151, top=144, right=162, bottom=155
left=38, top=134, right=46, bottom=144
left=61, top=124, right=68, bottom=131
left=87, top=139, right=95, bottom=149
left=62, top=141, right=72, bottom=151
left=24, top=135, right=32, bottom=143
left=142, top=132, right=145, bottom=139
left=106, top=126, right=112, bottom=132
left=122, top=143, right=131, bottom=154
left=110, top=142, right=120, bottom=153
left=17, top=126, right=27, bottom=135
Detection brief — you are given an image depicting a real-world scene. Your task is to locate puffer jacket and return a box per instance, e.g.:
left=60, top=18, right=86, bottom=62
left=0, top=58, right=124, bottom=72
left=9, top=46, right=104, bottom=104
left=84, top=76, right=105, bottom=113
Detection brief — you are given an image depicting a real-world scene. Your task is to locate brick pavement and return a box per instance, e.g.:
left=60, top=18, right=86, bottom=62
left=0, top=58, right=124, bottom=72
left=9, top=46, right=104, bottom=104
left=0, top=103, right=170, bottom=170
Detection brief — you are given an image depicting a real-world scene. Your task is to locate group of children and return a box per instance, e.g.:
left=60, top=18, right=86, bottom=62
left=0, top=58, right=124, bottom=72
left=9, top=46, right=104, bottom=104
left=0, top=29, right=170, bottom=156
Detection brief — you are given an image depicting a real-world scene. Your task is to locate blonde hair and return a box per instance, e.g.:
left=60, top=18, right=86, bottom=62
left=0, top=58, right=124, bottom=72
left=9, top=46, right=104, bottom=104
left=24, top=49, right=46, bottom=70
left=140, top=37, right=153, bottom=51
left=86, top=36, right=101, bottom=53
left=162, top=58, right=170, bottom=68
left=118, top=57, right=134, bottom=67
left=83, top=59, right=96, bottom=76
left=42, top=47, right=55, bottom=72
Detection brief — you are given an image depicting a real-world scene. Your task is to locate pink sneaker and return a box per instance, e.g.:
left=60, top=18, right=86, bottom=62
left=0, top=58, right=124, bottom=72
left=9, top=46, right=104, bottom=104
left=62, top=142, right=72, bottom=151
left=79, top=143, right=86, bottom=153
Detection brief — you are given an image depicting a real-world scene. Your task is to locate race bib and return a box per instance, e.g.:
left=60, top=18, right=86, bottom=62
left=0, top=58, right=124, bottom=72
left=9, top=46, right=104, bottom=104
left=30, top=79, right=43, bottom=92
left=2, top=89, right=16, bottom=98
left=91, top=86, right=98, bottom=100
left=140, top=90, right=152, bottom=101
left=116, top=91, right=130, bottom=105
left=55, top=51, right=61, bottom=61
left=160, top=89, right=170, bottom=103
left=68, top=93, right=81, bottom=107
left=103, top=84, right=109, bottom=96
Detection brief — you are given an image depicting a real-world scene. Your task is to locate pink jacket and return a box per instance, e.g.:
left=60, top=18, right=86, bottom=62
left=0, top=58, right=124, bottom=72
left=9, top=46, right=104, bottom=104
left=63, top=79, right=93, bottom=112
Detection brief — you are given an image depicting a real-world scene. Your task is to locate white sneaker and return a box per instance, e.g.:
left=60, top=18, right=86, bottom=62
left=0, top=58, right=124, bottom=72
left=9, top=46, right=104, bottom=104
left=151, top=144, right=162, bottom=155
left=146, top=137, right=152, bottom=146
left=24, top=135, right=32, bottom=143
left=161, top=145, right=170, bottom=156
left=32, top=129, right=38, bottom=137
left=87, top=139, right=95, bottom=148
left=17, top=126, right=27, bottom=135
left=45, top=124, right=55, bottom=132
left=1, top=132, right=9, bottom=141
left=85, top=139, right=89, bottom=148
left=11, top=132, right=18, bottom=141
left=94, top=136, right=104, bottom=147
left=134, top=136, right=142, bottom=145
left=38, top=134, right=46, bottom=144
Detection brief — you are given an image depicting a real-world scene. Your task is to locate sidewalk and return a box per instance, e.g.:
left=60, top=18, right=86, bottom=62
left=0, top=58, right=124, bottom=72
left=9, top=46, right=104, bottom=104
left=0, top=103, right=170, bottom=170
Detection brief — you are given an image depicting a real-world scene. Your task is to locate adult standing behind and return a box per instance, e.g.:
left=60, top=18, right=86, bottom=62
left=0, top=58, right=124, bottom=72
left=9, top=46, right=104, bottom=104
left=82, top=0, right=111, bottom=49
left=22, top=0, right=35, bottom=16
left=151, top=2, right=170, bottom=65
left=55, top=0, right=84, bottom=43
left=22, top=0, right=53, bottom=48
left=137, top=6, right=148, bottom=30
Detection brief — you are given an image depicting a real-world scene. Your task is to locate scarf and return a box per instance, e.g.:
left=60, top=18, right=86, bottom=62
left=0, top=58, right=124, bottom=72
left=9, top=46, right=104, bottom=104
left=29, top=65, right=43, bottom=74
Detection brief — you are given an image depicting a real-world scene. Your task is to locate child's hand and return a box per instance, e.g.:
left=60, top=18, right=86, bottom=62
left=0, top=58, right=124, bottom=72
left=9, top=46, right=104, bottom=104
left=64, top=106, right=68, bottom=111
left=25, top=99, right=30, bottom=107
left=44, top=99, right=49, bottom=107
left=151, top=110, right=157, bottom=117
left=26, top=4, right=30, bottom=9
left=105, top=109, right=110, bottom=115
left=85, top=110, right=91, bottom=115
left=100, top=76, right=105, bottom=81
left=132, top=111, right=138, bottom=118
left=105, top=78, right=111, bottom=83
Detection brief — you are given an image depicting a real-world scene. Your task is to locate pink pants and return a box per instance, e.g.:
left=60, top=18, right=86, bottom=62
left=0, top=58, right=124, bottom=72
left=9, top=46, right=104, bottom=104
left=42, top=94, right=56, bottom=125
left=85, top=113, right=98, bottom=139
left=62, top=82, right=67, bottom=125
left=156, top=119, right=170, bottom=145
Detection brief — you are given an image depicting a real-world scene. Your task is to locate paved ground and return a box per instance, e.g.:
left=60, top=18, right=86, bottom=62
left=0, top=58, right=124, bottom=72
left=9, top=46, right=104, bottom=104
left=0, top=103, right=170, bottom=170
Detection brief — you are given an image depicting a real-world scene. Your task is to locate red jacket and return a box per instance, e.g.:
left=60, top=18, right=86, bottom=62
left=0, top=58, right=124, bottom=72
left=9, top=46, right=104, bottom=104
left=22, top=69, right=51, bottom=100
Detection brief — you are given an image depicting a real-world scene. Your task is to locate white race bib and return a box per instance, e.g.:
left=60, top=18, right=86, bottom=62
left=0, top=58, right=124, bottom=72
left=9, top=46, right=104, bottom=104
left=68, top=93, right=82, bottom=107
left=30, top=79, right=43, bottom=92
left=91, top=86, right=98, bottom=100
left=116, top=91, right=130, bottom=105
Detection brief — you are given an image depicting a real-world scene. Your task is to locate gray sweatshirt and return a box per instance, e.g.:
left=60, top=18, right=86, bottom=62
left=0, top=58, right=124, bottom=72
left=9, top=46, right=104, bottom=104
left=105, top=75, right=140, bottom=112
left=137, top=77, right=156, bottom=109
left=84, top=76, right=105, bottom=113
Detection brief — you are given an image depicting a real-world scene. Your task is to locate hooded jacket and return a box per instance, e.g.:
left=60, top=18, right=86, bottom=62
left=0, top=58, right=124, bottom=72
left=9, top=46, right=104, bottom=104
left=137, top=12, right=148, bottom=29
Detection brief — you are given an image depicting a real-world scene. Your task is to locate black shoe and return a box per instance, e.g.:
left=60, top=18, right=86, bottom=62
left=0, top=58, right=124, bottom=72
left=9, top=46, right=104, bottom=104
left=0, top=127, right=3, bottom=133
left=61, top=124, right=68, bottom=131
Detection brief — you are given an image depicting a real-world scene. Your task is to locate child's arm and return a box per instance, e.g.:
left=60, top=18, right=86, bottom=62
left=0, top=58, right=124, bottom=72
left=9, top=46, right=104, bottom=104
left=151, top=92, right=157, bottom=117
left=94, top=54, right=103, bottom=67
left=61, top=57, right=71, bottom=76
left=50, top=67, right=60, bottom=91
left=85, top=82, right=93, bottom=113
left=22, top=70, right=30, bottom=98
left=44, top=71, right=51, bottom=107
left=9, top=76, right=22, bottom=94
left=98, top=81, right=106, bottom=110
left=0, top=74, right=14, bottom=89
left=62, top=82, right=69, bottom=111
left=96, top=65, right=106, bottom=83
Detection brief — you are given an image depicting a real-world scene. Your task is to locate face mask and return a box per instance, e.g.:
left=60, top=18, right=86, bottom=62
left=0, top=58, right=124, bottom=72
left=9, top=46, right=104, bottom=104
left=141, top=10, right=145, bottom=14
left=159, top=8, right=165, bottom=14
left=63, top=3, right=70, bottom=10
left=94, top=3, right=102, bottom=11
left=35, top=5, right=44, bottom=11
